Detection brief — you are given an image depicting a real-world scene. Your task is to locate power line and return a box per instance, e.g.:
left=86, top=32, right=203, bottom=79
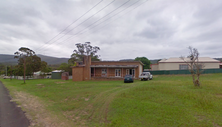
left=65, top=0, right=142, bottom=44
left=82, top=0, right=149, bottom=36
left=59, top=0, right=147, bottom=48
left=35, top=0, right=104, bottom=51
left=38, top=0, right=132, bottom=52
left=37, top=0, right=115, bottom=52
left=59, top=0, right=132, bottom=43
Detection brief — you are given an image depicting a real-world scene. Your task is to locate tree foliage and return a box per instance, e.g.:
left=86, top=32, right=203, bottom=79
left=41, top=61, right=52, bottom=73
left=135, top=57, right=151, bottom=69
left=180, top=46, right=204, bottom=87
left=26, top=55, right=41, bottom=75
left=58, top=63, right=72, bottom=75
left=0, top=64, right=5, bottom=75
left=14, top=47, right=51, bottom=81
left=14, top=47, right=35, bottom=83
left=69, top=42, right=100, bottom=64
left=15, top=55, right=42, bottom=76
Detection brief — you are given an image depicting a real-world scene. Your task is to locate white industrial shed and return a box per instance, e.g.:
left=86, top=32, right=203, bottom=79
left=151, top=57, right=220, bottom=71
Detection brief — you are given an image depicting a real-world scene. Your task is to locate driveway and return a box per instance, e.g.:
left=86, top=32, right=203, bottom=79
left=0, top=81, right=30, bottom=127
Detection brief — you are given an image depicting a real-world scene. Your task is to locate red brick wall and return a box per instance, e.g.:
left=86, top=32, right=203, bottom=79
left=72, top=67, right=84, bottom=81
left=91, top=61, right=142, bottom=78
left=91, top=67, right=140, bottom=78
left=72, top=59, right=142, bottom=81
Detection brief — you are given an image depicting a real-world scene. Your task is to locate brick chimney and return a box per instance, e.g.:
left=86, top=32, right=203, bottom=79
left=83, top=55, right=91, bottom=80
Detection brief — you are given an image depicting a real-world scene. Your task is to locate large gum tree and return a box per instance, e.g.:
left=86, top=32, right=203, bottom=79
left=14, top=47, right=35, bottom=83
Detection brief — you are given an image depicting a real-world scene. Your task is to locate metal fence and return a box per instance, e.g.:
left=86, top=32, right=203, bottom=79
left=146, top=68, right=222, bottom=75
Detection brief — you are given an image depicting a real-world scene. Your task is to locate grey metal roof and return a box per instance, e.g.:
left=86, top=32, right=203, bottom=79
left=92, top=60, right=144, bottom=65
left=159, top=57, right=220, bottom=63
left=52, top=70, right=64, bottom=72
left=90, top=65, right=138, bottom=68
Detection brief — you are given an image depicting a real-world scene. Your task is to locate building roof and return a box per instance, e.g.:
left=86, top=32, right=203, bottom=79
left=159, top=57, right=220, bottom=63
left=90, top=65, right=138, bottom=68
left=92, top=60, right=144, bottom=65
left=52, top=70, right=64, bottom=72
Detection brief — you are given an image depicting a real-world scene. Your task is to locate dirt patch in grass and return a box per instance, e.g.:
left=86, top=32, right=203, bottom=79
left=55, top=82, right=66, bottom=84
left=10, top=91, right=72, bottom=127
left=36, top=84, right=45, bottom=88
left=63, top=110, right=87, bottom=127
left=215, top=94, right=222, bottom=98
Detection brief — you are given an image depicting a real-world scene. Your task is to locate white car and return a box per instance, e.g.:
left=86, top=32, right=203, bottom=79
left=139, top=72, right=153, bottom=81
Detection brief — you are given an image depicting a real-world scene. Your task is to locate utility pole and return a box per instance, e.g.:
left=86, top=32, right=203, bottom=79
left=24, top=57, right=26, bottom=83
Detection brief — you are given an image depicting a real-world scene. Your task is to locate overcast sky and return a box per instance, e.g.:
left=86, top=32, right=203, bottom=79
left=0, top=0, right=222, bottom=60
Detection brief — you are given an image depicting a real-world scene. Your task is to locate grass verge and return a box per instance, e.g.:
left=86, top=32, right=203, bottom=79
left=1, top=73, right=222, bottom=126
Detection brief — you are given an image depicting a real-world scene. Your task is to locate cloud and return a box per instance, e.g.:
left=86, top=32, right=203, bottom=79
left=0, top=0, right=222, bottom=60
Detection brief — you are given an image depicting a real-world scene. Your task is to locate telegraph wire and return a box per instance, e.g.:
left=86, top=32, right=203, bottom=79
left=82, top=0, right=149, bottom=36
left=38, top=0, right=132, bottom=52
left=37, top=0, right=116, bottom=52
left=35, top=0, right=104, bottom=51
left=64, top=0, right=142, bottom=44
left=59, top=0, right=146, bottom=47
left=59, top=0, right=132, bottom=44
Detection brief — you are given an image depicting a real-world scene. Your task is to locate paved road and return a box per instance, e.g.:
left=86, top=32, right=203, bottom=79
left=0, top=81, right=30, bottom=127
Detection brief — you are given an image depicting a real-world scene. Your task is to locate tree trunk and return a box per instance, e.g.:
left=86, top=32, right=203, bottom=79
left=24, top=57, right=26, bottom=84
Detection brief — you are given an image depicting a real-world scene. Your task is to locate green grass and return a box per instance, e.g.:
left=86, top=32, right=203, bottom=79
left=1, top=74, right=222, bottom=126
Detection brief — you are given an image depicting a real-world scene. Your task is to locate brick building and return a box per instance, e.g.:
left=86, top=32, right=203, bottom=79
left=71, top=56, right=143, bottom=81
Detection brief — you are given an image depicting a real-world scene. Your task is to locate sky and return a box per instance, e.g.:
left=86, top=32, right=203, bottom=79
left=0, top=0, right=222, bottom=60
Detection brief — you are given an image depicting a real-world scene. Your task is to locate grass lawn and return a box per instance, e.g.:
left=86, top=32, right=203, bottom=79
left=1, top=74, right=222, bottom=126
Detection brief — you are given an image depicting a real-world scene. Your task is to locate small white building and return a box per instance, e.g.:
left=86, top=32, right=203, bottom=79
left=151, top=57, right=220, bottom=71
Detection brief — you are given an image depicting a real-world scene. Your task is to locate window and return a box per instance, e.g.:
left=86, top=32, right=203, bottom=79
left=193, top=64, right=203, bottom=69
left=102, top=69, right=107, bottom=74
left=115, top=69, right=121, bottom=77
left=132, top=69, right=135, bottom=77
left=126, top=69, right=129, bottom=75
left=101, top=69, right=107, bottom=77
left=128, top=69, right=135, bottom=77
left=179, top=64, right=188, bottom=70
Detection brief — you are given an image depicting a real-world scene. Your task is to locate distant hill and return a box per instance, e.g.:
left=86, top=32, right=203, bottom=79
left=150, top=59, right=161, bottom=64
left=214, top=58, right=222, bottom=62
left=0, top=54, right=69, bottom=65
left=37, top=54, right=69, bottom=65
left=119, top=59, right=134, bottom=61
left=0, top=54, right=17, bottom=65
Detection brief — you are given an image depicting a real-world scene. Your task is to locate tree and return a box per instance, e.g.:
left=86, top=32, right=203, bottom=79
left=180, top=46, right=204, bottom=87
left=41, top=61, right=48, bottom=72
left=135, top=57, right=151, bottom=69
left=69, top=42, right=100, bottom=64
left=58, top=63, right=72, bottom=75
left=26, top=55, right=41, bottom=76
left=14, top=47, right=35, bottom=83
left=0, top=64, right=5, bottom=75
left=40, top=61, right=52, bottom=78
